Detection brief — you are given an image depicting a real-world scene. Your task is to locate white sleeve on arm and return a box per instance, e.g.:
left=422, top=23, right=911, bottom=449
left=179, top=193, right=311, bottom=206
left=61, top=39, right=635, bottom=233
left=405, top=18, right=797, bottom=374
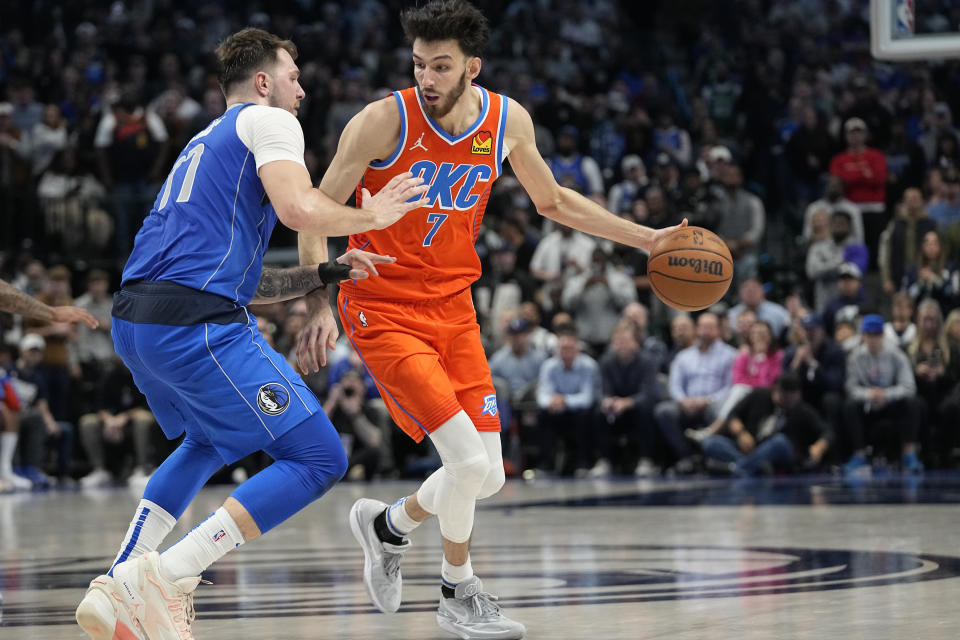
left=235, top=105, right=306, bottom=170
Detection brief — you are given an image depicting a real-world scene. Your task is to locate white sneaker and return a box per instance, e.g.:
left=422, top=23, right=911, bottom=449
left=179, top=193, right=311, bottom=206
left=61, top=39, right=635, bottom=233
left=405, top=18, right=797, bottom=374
left=0, top=471, right=31, bottom=491
left=349, top=498, right=412, bottom=613
left=76, top=574, right=146, bottom=640
left=111, top=552, right=200, bottom=640
left=587, top=458, right=612, bottom=478
left=633, top=458, right=658, bottom=477
left=81, top=469, right=113, bottom=489
left=436, top=576, right=526, bottom=639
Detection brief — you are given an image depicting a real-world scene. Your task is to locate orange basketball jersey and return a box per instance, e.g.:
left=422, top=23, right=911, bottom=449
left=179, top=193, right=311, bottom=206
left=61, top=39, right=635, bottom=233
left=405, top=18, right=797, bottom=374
left=339, top=85, right=508, bottom=301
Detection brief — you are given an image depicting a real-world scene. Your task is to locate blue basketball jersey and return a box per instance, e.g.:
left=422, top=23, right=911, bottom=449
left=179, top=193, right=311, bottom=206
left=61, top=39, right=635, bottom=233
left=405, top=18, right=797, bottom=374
left=122, top=103, right=277, bottom=305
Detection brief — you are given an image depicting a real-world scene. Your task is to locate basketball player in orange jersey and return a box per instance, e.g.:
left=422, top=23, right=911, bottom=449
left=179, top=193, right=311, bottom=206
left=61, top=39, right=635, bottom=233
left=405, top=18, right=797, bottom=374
left=297, top=2, right=685, bottom=638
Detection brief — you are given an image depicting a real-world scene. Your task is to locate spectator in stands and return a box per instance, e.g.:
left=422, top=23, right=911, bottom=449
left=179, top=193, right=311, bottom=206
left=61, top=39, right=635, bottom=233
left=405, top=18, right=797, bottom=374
left=0, top=101, right=33, bottom=243
left=529, top=223, right=596, bottom=286
left=700, top=373, right=830, bottom=476
left=475, top=244, right=536, bottom=349
left=883, top=118, right=926, bottom=206
left=711, top=163, right=765, bottom=285
left=8, top=334, right=75, bottom=487
left=519, top=301, right=557, bottom=356
left=784, top=312, right=846, bottom=454
left=620, top=301, right=668, bottom=370
left=662, top=313, right=695, bottom=374
left=30, top=104, right=67, bottom=177
left=881, top=187, right=938, bottom=295
left=731, top=308, right=757, bottom=352
left=785, top=105, right=835, bottom=213
left=885, top=292, right=917, bottom=351
left=94, top=86, right=169, bottom=256
left=929, top=167, right=960, bottom=228
left=806, top=210, right=867, bottom=310
left=829, top=117, right=887, bottom=262
left=727, top=279, right=791, bottom=342
left=652, top=111, right=692, bottom=168
left=548, top=124, right=605, bottom=204
left=78, top=357, right=159, bottom=487
left=842, top=314, right=925, bottom=475
left=946, top=309, right=960, bottom=351
left=920, top=102, right=960, bottom=168
left=654, top=312, right=737, bottom=472
left=73, top=269, right=114, bottom=377
left=562, top=247, right=637, bottom=354
left=0, top=352, right=27, bottom=490
left=822, top=262, right=872, bottom=337
left=903, top=230, right=957, bottom=311
left=535, top=326, right=601, bottom=476
left=490, top=316, right=548, bottom=431
left=802, top=175, right=865, bottom=244
left=607, top=154, right=648, bottom=215
left=595, top=322, right=662, bottom=477
left=324, top=369, right=387, bottom=481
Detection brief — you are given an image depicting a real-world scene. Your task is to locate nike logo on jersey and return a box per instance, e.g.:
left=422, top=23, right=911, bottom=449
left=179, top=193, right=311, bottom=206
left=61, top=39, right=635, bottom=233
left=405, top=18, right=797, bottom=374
left=406, top=160, right=493, bottom=211
left=409, top=133, right=429, bottom=152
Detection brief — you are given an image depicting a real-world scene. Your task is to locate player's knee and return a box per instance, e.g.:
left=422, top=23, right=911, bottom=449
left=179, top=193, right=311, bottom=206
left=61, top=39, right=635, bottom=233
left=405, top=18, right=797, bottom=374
left=476, top=459, right=505, bottom=500
left=445, top=451, right=491, bottom=497
left=304, top=445, right=349, bottom=495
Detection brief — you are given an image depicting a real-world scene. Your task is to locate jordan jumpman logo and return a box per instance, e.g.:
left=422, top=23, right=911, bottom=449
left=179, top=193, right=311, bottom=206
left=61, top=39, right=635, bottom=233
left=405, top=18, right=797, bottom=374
left=409, top=132, right=428, bottom=152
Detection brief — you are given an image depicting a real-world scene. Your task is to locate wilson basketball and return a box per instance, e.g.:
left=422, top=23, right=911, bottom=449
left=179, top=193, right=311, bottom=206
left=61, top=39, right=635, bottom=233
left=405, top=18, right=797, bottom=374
left=648, top=226, right=733, bottom=311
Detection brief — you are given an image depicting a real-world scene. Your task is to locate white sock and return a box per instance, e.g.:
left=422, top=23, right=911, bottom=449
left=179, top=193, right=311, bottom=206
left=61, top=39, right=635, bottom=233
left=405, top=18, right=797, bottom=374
left=441, top=555, right=473, bottom=589
left=386, top=497, right=422, bottom=538
left=110, top=500, right=177, bottom=574
left=0, top=432, right=17, bottom=476
left=159, top=507, right=245, bottom=581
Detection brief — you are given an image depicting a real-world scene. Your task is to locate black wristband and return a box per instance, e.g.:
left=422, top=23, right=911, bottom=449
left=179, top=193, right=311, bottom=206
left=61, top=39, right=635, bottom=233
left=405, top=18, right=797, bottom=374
left=317, top=261, right=353, bottom=285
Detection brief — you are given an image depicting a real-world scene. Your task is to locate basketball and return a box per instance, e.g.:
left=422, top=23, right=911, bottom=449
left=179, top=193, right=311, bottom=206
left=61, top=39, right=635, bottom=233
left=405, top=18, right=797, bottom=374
left=648, top=226, right=733, bottom=311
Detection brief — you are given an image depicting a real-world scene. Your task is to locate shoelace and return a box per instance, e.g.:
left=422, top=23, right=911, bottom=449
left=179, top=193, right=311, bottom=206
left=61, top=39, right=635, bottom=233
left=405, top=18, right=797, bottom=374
left=465, top=590, right=502, bottom=619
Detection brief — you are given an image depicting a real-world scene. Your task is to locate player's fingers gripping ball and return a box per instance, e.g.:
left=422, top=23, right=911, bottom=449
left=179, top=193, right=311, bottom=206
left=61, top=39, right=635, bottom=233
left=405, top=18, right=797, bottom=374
left=648, top=226, right=733, bottom=311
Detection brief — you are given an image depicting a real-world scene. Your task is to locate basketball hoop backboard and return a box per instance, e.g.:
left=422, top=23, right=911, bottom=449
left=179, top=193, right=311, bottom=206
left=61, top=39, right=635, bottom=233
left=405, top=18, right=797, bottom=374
left=871, top=0, right=960, bottom=60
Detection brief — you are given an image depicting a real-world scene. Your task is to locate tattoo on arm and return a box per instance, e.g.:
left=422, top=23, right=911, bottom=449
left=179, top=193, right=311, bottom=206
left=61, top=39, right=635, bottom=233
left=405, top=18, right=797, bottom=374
left=252, top=266, right=325, bottom=304
left=0, top=279, right=52, bottom=322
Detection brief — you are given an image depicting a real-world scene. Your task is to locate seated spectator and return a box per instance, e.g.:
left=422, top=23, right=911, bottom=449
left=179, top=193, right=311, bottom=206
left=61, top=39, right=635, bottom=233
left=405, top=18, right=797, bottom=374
left=548, top=124, right=605, bottom=205
left=783, top=312, right=846, bottom=457
left=529, top=223, right=596, bottom=286
left=802, top=175, right=865, bottom=244
left=907, top=299, right=960, bottom=466
left=653, top=312, right=737, bottom=472
left=700, top=373, right=830, bottom=476
left=806, top=209, right=868, bottom=310
left=884, top=292, right=917, bottom=351
left=519, top=301, right=557, bottom=356
left=607, top=154, right=648, bottom=215
left=324, top=369, right=387, bottom=481
left=842, top=315, right=925, bottom=475
left=903, top=230, right=958, bottom=311
left=594, top=322, right=662, bottom=477
left=835, top=318, right=861, bottom=354
left=74, top=269, right=115, bottom=378
left=620, top=301, right=668, bottom=370
left=822, top=262, right=873, bottom=337
left=490, top=316, right=548, bottom=431
left=534, top=326, right=600, bottom=476
left=946, top=309, right=960, bottom=351
left=562, top=247, right=637, bottom=354
left=881, top=188, right=937, bottom=296
left=731, top=308, right=757, bottom=351
left=711, top=164, right=765, bottom=286
left=662, top=313, right=695, bottom=374
left=7, top=335, right=76, bottom=488
left=78, top=358, right=160, bottom=488
left=727, top=278, right=791, bottom=342
left=475, top=244, right=536, bottom=348
left=929, top=166, right=960, bottom=227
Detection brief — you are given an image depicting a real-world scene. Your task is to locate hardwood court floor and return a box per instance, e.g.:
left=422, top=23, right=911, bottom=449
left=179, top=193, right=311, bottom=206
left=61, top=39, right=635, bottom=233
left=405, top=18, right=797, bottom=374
left=1, top=474, right=959, bottom=639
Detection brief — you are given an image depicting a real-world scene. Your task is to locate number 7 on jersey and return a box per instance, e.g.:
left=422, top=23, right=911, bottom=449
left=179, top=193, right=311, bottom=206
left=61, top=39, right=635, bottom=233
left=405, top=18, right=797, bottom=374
left=422, top=212, right=448, bottom=247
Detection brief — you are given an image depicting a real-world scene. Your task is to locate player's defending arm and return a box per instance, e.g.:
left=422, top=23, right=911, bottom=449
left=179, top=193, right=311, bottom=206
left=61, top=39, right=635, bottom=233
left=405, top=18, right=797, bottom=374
left=505, top=99, right=685, bottom=253
left=0, top=279, right=98, bottom=329
left=250, top=250, right=396, bottom=305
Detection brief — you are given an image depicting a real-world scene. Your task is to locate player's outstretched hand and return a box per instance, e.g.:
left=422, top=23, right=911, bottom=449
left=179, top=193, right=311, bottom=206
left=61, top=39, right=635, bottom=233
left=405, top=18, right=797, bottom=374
left=645, top=217, right=688, bottom=253
left=336, top=249, right=397, bottom=280
left=360, top=171, right=429, bottom=229
left=296, top=296, right=338, bottom=374
left=50, top=305, right=99, bottom=329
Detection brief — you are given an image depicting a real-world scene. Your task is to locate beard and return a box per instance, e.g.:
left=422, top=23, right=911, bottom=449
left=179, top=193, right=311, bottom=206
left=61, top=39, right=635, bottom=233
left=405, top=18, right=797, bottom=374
left=422, top=71, right=468, bottom=119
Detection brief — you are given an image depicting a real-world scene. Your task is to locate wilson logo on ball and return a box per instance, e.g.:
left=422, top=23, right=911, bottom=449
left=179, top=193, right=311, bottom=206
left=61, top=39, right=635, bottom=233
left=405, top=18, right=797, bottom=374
left=666, top=256, right=725, bottom=276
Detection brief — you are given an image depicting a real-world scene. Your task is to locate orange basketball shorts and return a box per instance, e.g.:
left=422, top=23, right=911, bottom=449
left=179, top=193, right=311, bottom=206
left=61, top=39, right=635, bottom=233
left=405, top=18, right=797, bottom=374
left=337, top=288, right=500, bottom=442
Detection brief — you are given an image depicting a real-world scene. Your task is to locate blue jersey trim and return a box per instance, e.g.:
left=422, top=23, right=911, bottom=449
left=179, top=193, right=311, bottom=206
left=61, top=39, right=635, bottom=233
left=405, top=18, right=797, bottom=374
left=370, top=92, right=407, bottom=169
left=342, top=297, right=429, bottom=435
left=495, top=94, right=509, bottom=177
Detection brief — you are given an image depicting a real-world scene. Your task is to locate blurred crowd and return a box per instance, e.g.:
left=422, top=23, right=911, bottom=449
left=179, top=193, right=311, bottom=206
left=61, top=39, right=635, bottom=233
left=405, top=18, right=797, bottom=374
left=3, top=0, right=960, bottom=489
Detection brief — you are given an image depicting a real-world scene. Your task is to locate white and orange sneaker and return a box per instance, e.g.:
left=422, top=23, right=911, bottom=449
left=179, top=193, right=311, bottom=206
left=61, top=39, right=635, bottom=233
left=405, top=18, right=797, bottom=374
left=111, top=552, right=201, bottom=640
left=76, top=574, right=146, bottom=640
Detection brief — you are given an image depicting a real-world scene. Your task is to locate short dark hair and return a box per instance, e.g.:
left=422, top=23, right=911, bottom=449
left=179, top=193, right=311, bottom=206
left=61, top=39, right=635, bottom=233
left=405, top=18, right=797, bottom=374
left=215, top=28, right=298, bottom=95
left=774, top=372, right=801, bottom=393
left=400, top=0, right=490, bottom=58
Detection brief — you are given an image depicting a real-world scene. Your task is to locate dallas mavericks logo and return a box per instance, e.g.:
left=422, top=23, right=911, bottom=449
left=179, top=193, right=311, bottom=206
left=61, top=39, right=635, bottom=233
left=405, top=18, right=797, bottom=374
left=257, top=383, right=289, bottom=416
left=479, top=394, right=498, bottom=418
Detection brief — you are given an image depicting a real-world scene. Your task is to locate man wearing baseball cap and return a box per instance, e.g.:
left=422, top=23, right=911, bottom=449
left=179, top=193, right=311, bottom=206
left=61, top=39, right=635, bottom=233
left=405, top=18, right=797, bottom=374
left=821, top=262, right=872, bottom=338
left=841, top=314, right=925, bottom=475
left=829, top=117, right=888, bottom=268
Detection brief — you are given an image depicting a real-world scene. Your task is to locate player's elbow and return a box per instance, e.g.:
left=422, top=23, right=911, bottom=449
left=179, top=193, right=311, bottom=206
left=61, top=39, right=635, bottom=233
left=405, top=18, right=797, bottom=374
left=274, top=200, right=311, bottom=233
left=534, top=187, right=566, bottom=220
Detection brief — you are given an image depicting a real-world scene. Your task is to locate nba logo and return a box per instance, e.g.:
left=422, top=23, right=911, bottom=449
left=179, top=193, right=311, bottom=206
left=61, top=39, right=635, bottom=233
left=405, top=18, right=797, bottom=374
left=359, top=311, right=368, bottom=327
left=213, top=529, right=226, bottom=543
left=896, top=0, right=914, bottom=37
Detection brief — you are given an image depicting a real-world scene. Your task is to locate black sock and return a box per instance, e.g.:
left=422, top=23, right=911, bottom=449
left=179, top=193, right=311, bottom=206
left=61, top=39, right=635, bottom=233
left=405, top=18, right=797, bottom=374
left=373, top=508, right=403, bottom=545
left=441, top=584, right=456, bottom=599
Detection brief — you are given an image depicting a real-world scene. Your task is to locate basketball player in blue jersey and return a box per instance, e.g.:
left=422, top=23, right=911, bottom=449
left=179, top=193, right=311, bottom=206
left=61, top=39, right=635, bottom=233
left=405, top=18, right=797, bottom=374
left=74, top=28, right=428, bottom=640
